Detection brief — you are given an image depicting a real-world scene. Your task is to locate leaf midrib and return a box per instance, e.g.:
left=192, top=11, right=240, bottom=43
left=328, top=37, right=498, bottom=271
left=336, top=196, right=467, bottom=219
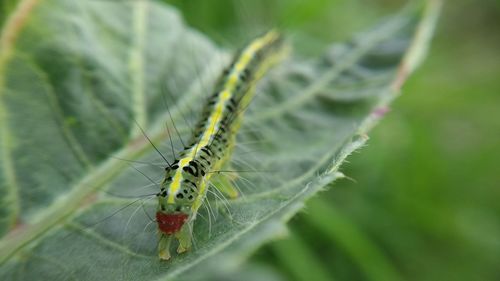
left=129, top=0, right=148, bottom=138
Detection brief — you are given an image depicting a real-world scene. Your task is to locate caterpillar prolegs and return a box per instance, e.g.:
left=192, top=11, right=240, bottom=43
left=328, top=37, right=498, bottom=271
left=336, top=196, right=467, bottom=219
left=155, top=30, right=287, bottom=260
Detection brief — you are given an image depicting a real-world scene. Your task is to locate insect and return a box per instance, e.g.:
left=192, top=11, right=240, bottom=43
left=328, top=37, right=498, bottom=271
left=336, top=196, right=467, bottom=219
left=155, top=30, right=288, bottom=260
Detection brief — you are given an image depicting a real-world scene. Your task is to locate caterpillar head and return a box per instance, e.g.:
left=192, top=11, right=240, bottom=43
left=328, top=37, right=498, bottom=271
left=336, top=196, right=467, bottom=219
left=156, top=166, right=199, bottom=235
left=156, top=191, right=195, bottom=235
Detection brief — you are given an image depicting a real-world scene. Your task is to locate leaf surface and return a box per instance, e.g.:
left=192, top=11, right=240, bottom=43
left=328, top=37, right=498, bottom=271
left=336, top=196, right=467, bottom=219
left=0, top=0, right=440, bottom=280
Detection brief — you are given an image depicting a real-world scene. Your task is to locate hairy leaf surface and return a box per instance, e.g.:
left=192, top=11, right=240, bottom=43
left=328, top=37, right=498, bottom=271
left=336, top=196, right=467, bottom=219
left=0, top=0, right=440, bottom=280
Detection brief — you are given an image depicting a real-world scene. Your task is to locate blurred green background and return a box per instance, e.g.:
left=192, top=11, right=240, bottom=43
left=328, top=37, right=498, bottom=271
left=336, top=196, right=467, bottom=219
left=3, top=0, right=499, bottom=280
left=161, top=0, right=500, bottom=280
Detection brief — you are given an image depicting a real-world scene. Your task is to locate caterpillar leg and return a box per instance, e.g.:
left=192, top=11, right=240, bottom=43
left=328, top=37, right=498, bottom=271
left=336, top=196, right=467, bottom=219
left=212, top=173, right=239, bottom=199
left=175, top=223, right=193, bottom=254
left=158, top=234, right=173, bottom=260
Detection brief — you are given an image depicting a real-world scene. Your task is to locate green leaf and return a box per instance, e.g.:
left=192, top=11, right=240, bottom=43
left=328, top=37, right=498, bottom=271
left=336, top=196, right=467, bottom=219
left=0, top=0, right=440, bottom=280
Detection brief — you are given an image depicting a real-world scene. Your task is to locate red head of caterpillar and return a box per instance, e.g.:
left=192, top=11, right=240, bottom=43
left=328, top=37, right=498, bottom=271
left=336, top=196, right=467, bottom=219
left=156, top=159, right=200, bottom=235
left=155, top=30, right=288, bottom=260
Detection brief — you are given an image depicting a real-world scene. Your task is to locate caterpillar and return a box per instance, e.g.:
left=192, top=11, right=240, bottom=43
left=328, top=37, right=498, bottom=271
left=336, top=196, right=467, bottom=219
left=155, top=30, right=288, bottom=260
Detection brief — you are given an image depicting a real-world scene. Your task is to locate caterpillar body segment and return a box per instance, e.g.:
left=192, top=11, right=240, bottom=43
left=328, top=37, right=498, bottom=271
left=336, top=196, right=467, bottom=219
left=156, top=30, right=288, bottom=260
